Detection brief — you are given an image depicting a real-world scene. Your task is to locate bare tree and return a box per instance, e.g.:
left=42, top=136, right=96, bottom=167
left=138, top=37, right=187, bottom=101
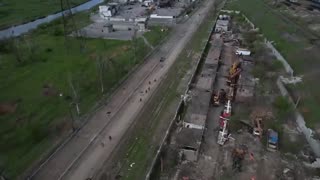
left=23, top=35, right=39, bottom=63
left=12, top=38, right=22, bottom=64
left=107, top=57, right=117, bottom=77
left=68, top=74, right=80, bottom=115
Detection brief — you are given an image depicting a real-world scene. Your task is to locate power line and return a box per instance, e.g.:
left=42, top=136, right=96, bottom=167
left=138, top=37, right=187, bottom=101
left=60, top=0, right=86, bottom=51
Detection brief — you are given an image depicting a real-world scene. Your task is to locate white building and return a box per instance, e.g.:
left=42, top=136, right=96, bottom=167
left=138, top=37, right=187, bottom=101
left=215, top=19, right=229, bottom=32
left=99, top=6, right=113, bottom=18
left=99, top=4, right=120, bottom=18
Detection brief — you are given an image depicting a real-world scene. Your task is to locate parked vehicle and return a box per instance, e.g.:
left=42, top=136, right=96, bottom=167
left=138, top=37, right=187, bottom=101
left=267, top=129, right=278, bottom=151
left=252, top=117, right=263, bottom=137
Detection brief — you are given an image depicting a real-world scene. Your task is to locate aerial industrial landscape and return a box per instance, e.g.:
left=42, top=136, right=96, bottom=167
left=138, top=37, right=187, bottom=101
left=1, top=0, right=320, bottom=179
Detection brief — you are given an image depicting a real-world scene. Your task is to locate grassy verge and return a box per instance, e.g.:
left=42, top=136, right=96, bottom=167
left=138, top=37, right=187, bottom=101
left=143, top=26, right=171, bottom=47
left=0, top=11, right=169, bottom=178
left=225, top=0, right=320, bottom=129
left=116, top=2, right=220, bottom=179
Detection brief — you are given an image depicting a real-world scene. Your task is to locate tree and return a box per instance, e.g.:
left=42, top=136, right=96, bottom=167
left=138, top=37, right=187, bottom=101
left=273, top=96, right=293, bottom=119
left=23, top=35, right=41, bottom=63
left=12, top=38, right=22, bottom=64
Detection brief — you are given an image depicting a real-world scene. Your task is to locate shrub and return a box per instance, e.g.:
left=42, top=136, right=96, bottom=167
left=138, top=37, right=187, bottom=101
left=273, top=96, right=293, bottom=119
left=53, top=27, right=64, bottom=36
left=31, top=124, right=49, bottom=143
left=0, top=38, right=13, bottom=53
left=45, top=48, right=53, bottom=53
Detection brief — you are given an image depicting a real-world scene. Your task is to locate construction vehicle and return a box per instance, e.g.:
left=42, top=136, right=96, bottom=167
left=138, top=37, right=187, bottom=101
left=211, top=89, right=226, bottom=106
left=219, top=110, right=229, bottom=129
left=212, top=91, right=220, bottom=106
left=217, top=106, right=232, bottom=145
left=232, top=145, right=247, bottom=172
left=226, top=86, right=235, bottom=101
left=219, top=89, right=227, bottom=104
left=227, top=61, right=242, bottom=86
left=222, top=100, right=232, bottom=118
left=217, top=118, right=229, bottom=145
left=267, top=129, right=278, bottom=152
left=252, top=117, right=263, bottom=137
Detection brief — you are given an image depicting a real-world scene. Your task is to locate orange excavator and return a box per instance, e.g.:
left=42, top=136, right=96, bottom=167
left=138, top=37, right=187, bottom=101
left=227, top=61, right=242, bottom=86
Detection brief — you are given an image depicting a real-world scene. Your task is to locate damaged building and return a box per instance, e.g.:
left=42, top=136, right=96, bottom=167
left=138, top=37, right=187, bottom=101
left=236, top=56, right=255, bottom=103
left=215, top=14, right=230, bottom=32
left=171, top=34, right=223, bottom=162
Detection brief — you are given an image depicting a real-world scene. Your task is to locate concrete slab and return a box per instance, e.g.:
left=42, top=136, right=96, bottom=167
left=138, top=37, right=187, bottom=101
left=206, top=34, right=223, bottom=66
left=182, top=149, right=198, bottom=161
left=154, top=7, right=183, bottom=17
left=236, top=60, right=255, bottom=102
left=183, top=114, right=207, bottom=129
left=115, top=4, right=147, bottom=19
left=80, top=23, right=135, bottom=40
left=196, top=76, right=214, bottom=91
left=175, top=128, right=203, bottom=149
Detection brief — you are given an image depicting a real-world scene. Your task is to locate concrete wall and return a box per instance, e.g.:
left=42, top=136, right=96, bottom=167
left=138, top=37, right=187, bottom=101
left=112, top=24, right=135, bottom=31
left=265, top=40, right=294, bottom=76
left=183, top=122, right=205, bottom=130
left=148, top=18, right=176, bottom=26
left=182, top=149, right=198, bottom=161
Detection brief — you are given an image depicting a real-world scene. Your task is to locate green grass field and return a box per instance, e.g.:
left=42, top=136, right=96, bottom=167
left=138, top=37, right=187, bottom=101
left=0, top=0, right=89, bottom=29
left=225, top=0, right=320, bottom=128
left=0, top=12, right=169, bottom=178
left=143, top=26, right=170, bottom=46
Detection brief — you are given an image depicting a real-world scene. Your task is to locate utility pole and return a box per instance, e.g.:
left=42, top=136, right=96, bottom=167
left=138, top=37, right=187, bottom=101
left=68, top=74, right=80, bottom=115
left=69, top=102, right=76, bottom=132
left=60, top=0, right=85, bottom=52
left=132, top=26, right=138, bottom=65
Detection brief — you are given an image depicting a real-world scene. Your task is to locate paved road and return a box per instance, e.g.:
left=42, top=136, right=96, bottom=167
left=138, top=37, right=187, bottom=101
left=30, top=0, right=215, bottom=179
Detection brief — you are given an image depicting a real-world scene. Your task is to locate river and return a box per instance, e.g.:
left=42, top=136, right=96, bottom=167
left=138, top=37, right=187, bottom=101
left=0, top=0, right=104, bottom=39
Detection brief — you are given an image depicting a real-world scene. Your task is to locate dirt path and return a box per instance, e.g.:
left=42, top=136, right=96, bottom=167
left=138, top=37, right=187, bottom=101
left=141, top=35, right=155, bottom=50
left=29, top=1, right=216, bottom=180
